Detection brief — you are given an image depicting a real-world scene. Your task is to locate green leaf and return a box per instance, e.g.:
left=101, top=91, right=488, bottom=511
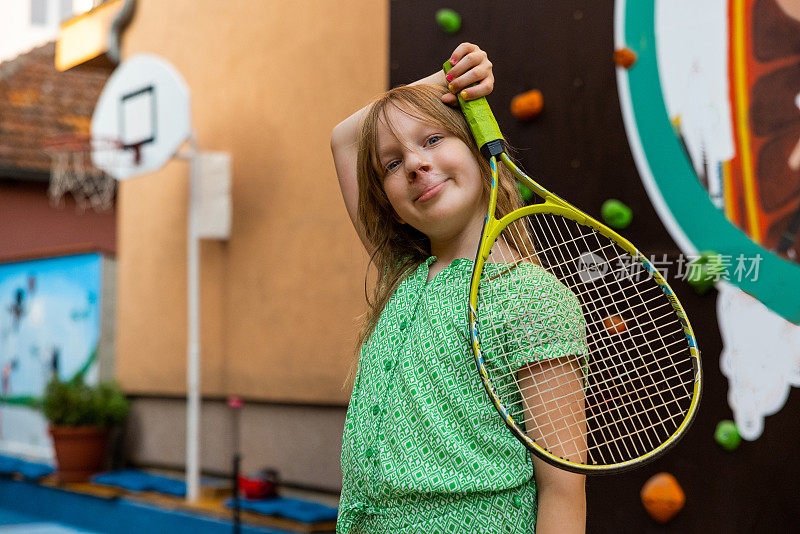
left=42, top=375, right=129, bottom=427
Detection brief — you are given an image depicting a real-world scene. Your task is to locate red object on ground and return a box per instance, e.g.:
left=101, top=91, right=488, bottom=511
left=238, top=474, right=277, bottom=499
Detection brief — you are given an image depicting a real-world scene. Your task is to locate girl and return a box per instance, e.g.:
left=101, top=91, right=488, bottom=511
left=331, top=43, right=586, bottom=533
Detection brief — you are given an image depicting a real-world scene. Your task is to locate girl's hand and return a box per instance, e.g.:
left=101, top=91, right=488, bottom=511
left=441, top=43, right=494, bottom=105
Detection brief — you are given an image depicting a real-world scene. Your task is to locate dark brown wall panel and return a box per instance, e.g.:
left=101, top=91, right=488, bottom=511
left=390, top=1, right=674, bottom=255
left=390, top=1, right=799, bottom=532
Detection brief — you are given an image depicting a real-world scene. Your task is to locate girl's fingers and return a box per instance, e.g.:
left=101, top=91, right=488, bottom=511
left=444, top=42, right=493, bottom=102
left=447, top=49, right=486, bottom=81
left=447, top=49, right=492, bottom=94
left=459, top=75, right=494, bottom=101
left=448, top=62, right=492, bottom=94
left=440, top=92, right=458, bottom=106
left=448, top=42, right=479, bottom=67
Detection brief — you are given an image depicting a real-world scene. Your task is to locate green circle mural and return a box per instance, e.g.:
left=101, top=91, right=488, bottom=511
left=615, top=0, right=800, bottom=324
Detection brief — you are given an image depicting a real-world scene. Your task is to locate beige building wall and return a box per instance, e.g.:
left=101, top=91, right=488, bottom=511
left=125, top=398, right=346, bottom=491
left=115, top=0, right=386, bottom=404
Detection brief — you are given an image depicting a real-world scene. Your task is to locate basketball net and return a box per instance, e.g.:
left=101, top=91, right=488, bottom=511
left=43, top=135, right=119, bottom=212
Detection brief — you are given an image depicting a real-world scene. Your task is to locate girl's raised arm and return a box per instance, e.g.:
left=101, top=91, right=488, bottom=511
left=330, top=43, right=494, bottom=254
left=331, top=107, right=374, bottom=254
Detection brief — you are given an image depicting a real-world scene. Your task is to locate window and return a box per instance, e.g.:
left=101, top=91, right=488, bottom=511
left=30, top=0, right=48, bottom=25
left=59, top=0, right=73, bottom=22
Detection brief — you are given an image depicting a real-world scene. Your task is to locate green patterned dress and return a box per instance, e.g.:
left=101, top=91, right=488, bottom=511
left=337, top=256, right=588, bottom=533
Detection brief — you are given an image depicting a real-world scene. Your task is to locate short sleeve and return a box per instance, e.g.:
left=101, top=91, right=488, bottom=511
left=494, top=264, right=589, bottom=372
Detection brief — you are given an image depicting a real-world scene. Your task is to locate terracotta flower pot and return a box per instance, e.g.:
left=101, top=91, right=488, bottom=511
left=49, top=425, right=111, bottom=483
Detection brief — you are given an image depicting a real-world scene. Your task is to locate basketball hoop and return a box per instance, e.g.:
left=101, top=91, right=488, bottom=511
left=41, top=134, right=125, bottom=212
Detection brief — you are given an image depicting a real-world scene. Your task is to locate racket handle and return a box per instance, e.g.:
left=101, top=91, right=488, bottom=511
left=443, top=60, right=504, bottom=159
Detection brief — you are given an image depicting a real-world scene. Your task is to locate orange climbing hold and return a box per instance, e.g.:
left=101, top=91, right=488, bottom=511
left=510, top=89, right=543, bottom=120
left=614, top=47, right=637, bottom=69
left=603, top=314, right=627, bottom=335
left=641, top=472, right=685, bottom=523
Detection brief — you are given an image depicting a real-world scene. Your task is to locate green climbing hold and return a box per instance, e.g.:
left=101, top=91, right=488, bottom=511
left=435, top=8, right=461, bottom=34
left=601, top=199, right=633, bottom=229
left=714, top=420, right=741, bottom=451
left=516, top=182, right=534, bottom=203
left=687, top=250, right=723, bottom=295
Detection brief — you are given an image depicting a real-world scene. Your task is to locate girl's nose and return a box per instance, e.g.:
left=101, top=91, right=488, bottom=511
left=404, top=152, right=430, bottom=180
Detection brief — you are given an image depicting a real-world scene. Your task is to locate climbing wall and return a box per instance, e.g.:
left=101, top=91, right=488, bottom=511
left=390, top=1, right=799, bottom=532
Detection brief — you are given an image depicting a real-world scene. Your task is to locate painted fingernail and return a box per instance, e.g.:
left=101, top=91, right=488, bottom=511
left=448, top=83, right=455, bottom=93
left=460, top=90, right=468, bottom=99
left=446, top=74, right=453, bottom=82
left=450, top=57, right=457, bottom=64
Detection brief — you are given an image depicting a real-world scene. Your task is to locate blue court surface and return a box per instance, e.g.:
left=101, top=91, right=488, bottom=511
left=0, top=524, right=97, bottom=534
left=0, top=478, right=289, bottom=534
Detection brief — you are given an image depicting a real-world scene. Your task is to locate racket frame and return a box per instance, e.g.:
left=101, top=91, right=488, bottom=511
left=468, top=154, right=702, bottom=474
left=442, top=59, right=702, bottom=474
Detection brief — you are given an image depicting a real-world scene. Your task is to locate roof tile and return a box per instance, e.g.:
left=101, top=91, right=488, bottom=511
left=0, top=41, right=110, bottom=178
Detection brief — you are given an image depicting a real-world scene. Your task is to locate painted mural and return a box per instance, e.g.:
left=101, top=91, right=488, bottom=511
left=0, top=253, right=103, bottom=460
left=729, top=0, right=800, bottom=259
left=717, top=283, right=800, bottom=440
left=616, top=0, right=800, bottom=438
left=656, top=0, right=800, bottom=262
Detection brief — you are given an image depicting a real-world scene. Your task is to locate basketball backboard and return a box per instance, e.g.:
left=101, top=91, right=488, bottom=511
left=91, top=54, right=190, bottom=180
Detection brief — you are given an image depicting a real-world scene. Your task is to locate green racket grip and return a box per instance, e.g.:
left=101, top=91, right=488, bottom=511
left=443, top=60, right=504, bottom=159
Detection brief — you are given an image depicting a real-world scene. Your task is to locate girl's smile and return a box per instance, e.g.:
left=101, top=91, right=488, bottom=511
left=415, top=179, right=449, bottom=203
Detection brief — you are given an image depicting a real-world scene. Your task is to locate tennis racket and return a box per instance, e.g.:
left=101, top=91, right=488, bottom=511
left=444, top=60, right=702, bottom=474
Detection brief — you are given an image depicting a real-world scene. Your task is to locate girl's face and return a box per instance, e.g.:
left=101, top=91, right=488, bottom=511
left=376, top=104, right=485, bottom=242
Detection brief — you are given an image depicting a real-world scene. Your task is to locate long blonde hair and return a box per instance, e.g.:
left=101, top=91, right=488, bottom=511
left=355, top=84, right=527, bottom=352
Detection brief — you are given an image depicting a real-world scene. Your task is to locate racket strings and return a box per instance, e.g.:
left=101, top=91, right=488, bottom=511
left=521, top=210, right=691, bottom=451
left=479, top=283, right=687, bottom=392
left=479, top=287, right=685, bottom=380
left=522, top=362, right=693, bottom=436
left=500, top=214, right=687, bottom=336
left=480, top=291, right=692, bottom=460
left=479, top=237, right=688, bottom=393
left=475, top=211, right=695, bottom=466
left=485, top=332, right=691, bottom=409
left=483, top=258, right=678, bottom=340
left=476, top=266, right=681, bottom=378
left=543, top=272, right=683, bottom=458
left=527, top=379, right=692, bottom=458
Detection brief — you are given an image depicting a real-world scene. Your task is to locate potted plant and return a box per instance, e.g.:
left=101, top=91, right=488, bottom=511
left=42, top=375, right=129, bottom=482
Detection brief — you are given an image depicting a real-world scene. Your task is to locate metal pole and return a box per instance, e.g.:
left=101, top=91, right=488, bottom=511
left=232, top=452, right=241, bottom=533
left=228, top=396, right=243, bottom=533
left=186, top=134, right=201, bottom=502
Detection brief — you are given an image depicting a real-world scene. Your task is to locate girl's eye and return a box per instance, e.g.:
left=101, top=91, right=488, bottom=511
left=385, top=160, right=401, bottom=172
left=425, top=135, right=442, bottom=146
